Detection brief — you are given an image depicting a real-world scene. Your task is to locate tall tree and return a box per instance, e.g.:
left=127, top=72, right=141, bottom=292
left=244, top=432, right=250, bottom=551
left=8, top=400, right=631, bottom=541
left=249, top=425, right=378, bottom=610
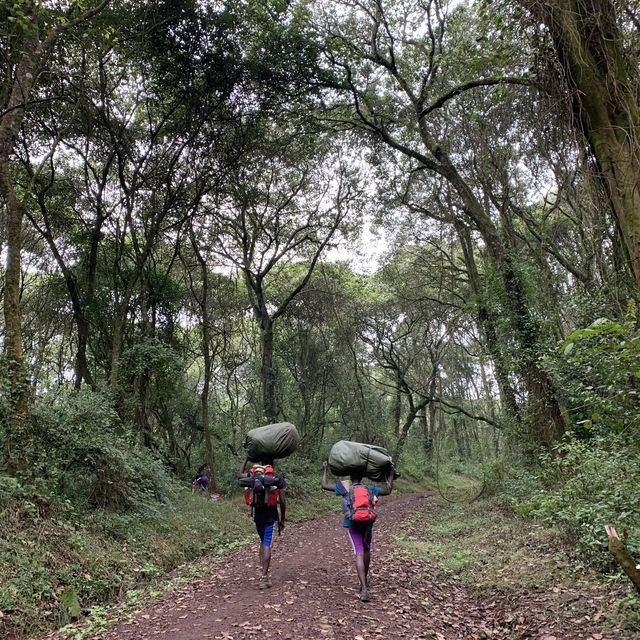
left=514, top=0, right=640, bottom=288
left=316, top=0, right=567, bottom=447
left=0, top=0, right=107, bottom=466
left=209, top=138, right=360, bottom=422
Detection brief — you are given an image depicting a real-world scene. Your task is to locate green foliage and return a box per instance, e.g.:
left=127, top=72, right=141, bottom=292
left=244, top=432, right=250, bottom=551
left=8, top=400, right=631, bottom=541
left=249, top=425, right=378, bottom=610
left=0, top=486, right=253, bottom=637
left=25, top=388, right=172, bottom=509
left=120, top=337, right=183, bottom=401
left=395, top=428, right=443, bottom=483
left=504, top=306, right=640, bottom=568
left=510, top=435, right=640, bottom=567
left=1, top=0, right=37, bottom=40
left=60, top=588, right=81, bottom=620
left=551, top=304, right=640, bottom=436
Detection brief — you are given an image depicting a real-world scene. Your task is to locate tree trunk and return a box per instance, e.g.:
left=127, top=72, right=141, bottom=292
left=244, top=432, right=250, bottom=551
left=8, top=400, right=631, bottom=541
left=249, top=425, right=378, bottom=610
left=200, top=363, right=216, bottom=490
left=199, top=268, right=216, bottom=490
left=260, top=315, right=278, bottom=423
left=604, top=524, right=640, bottom=595
left=0, top=165, right=29, bottom=449
left=420, top=408, right=433, bottom=459
left=75, top=316, right=95, bottom=389
left=456, top=191, right=565, bottom=445
left=73, top=219, right=104, bottom=389
left=502, top=255, right=566, bottom=446
left=393, top=382, right=402, bottom=438
left=0, top=25, right=42, bottom=466
left=184, top=228, right=217, bottom=485
left=521, top=0, right=640, bottom=288
left=109, top=310, right=126, bottom=391
left=456, top=220, right=520, bottom=421
left=394, top=395, right=431, bottom=465
left=0, top=173, right=24, bottom=380
left=452, top=419, right=467, bottom=460
left=479, top=357, right=501, bottom=455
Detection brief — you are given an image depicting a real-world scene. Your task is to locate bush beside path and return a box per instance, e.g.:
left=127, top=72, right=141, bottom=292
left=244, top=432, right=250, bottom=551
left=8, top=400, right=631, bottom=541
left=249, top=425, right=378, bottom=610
left=42, top=493, right=635, bottom=640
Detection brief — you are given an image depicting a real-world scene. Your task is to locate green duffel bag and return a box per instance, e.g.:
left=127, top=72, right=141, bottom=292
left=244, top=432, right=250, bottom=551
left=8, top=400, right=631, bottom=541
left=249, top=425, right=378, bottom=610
left=243, top=422, right=300, bottom=462
left=328, top=440, right=394, bottom=482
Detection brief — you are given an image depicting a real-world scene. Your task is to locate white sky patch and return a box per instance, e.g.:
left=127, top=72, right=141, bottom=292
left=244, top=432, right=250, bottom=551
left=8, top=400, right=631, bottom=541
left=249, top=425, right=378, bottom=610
left=325, top=215, right=389, bottom=275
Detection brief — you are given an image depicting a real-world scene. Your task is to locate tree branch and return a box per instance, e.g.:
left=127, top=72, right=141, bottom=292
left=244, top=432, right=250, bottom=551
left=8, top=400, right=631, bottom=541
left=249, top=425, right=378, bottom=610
left=434, top=397, right=501, bottom=428
left=419, top=77, right=535, bottom=120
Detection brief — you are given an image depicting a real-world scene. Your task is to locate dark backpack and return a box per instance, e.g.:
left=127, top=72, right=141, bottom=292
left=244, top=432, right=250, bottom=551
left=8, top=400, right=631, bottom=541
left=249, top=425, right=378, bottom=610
left=348, top=483, right=377, bottom=523
left=240, top=465, right=281, bottom=513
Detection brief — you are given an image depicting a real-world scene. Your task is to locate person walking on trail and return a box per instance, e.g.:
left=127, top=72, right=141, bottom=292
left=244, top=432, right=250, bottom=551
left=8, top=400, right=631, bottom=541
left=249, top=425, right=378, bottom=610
left=238, top=458, right=286, bottom=590
left=321, top=460, right=394, bottom=602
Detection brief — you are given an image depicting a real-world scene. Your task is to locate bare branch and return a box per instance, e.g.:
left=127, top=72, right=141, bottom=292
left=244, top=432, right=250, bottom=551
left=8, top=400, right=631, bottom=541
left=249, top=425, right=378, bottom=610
left=419, top=77, right=535, bottom=120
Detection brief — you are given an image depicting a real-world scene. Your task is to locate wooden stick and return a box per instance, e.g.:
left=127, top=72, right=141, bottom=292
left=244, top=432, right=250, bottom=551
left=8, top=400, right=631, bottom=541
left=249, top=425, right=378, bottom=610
left=604, top=524, right=640, bottom=594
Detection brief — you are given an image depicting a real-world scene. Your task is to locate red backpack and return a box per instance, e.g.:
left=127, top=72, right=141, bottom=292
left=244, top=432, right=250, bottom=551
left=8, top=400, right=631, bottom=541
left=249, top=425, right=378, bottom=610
left=262, top=465, right=281, bottom=507
left=243, top=465, right=280, bottom=509
left=348, top=483, right=377, bottom=523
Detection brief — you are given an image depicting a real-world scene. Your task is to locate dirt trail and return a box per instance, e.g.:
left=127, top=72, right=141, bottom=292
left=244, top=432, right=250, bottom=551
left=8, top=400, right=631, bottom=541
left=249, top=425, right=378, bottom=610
left=44, top=493, right=632, bottom=640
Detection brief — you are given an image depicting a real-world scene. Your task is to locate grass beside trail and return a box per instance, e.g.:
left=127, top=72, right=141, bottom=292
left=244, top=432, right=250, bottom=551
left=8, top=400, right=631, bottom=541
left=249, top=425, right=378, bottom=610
left=0, top=469, right=441, bottom=639
left=0, top=474, right=341, bottom=640
left=397, top=490, right=565, bottom=591
left=395, top=474, right=640, bottom=634
left=0, top=491, right=254, bottom=639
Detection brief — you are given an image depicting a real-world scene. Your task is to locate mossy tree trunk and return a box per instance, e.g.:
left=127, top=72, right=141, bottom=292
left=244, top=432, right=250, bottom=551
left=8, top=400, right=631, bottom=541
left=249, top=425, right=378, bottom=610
left=1, top=0, right=107, bottom=467
left=0, top=10, right=52, bottom=466
left=520, top=0, right=640, bottom=288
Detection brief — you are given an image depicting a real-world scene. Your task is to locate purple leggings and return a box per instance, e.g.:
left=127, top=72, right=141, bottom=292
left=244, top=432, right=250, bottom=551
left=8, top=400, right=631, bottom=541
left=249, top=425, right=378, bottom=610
left=347, top=523, right=373, bottom=555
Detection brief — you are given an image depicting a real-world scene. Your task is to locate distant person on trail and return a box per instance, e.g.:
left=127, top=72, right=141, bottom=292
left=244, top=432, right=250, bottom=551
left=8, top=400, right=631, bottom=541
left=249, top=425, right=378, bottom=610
left=238, top=458, right=286, bottom=590
left=192, top=471, right=209, bottom=496
left=321, top=460, right=394, bottom=602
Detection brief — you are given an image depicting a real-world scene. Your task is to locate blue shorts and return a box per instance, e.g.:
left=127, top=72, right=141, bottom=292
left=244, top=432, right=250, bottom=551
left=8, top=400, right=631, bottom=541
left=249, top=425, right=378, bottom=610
left=256, top=521, right=275, bottom=547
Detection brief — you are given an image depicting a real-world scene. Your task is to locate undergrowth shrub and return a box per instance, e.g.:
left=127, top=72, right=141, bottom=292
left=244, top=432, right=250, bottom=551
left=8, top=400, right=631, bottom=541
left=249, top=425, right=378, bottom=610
left=504, top=308, right=640, bottom=568
left=0, top=487, right=253, bottom=637
left=551, top=306, right=640, bottom=437
left=26, top=387, right=173, bottom=510
left=511, top=436, right=640, bottom=567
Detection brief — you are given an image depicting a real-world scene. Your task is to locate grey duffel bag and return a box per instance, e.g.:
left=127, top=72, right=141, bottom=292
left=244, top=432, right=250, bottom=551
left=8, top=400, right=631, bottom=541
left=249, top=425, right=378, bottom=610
left=243, top=422, right=300, bottom=461
left=328, top=440, right=394, bottom=482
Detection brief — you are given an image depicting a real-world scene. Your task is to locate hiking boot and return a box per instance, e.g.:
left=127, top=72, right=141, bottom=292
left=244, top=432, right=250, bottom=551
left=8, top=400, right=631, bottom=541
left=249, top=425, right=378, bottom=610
left=259, top=575, right=272, bottom=590
left=358, top=589, right=370, bottom=602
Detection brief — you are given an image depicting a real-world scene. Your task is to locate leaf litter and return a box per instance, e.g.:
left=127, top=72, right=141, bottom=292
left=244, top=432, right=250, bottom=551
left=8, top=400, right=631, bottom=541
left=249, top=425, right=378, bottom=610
left=39, top=493, right=634, bottom=640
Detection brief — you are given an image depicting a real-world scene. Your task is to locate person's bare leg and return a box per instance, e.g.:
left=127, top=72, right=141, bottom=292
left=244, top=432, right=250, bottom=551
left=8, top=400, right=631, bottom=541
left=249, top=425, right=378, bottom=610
left=259, top=544, right=272, bottom=588
left=261, top=544, right=272, bottom=576
left=363, top=549, right=371, bottom=587
left=355, top=553, right=369, bottom=601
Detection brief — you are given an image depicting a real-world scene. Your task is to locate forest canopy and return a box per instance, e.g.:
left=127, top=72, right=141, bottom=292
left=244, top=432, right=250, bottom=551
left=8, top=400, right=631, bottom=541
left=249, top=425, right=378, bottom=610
left=1, top=0, right=640, bottom=632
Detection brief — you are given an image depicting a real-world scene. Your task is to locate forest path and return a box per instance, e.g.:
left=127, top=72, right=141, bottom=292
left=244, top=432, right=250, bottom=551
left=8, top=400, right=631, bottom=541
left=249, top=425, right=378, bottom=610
left=46, top=492, right=627, bottom=640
